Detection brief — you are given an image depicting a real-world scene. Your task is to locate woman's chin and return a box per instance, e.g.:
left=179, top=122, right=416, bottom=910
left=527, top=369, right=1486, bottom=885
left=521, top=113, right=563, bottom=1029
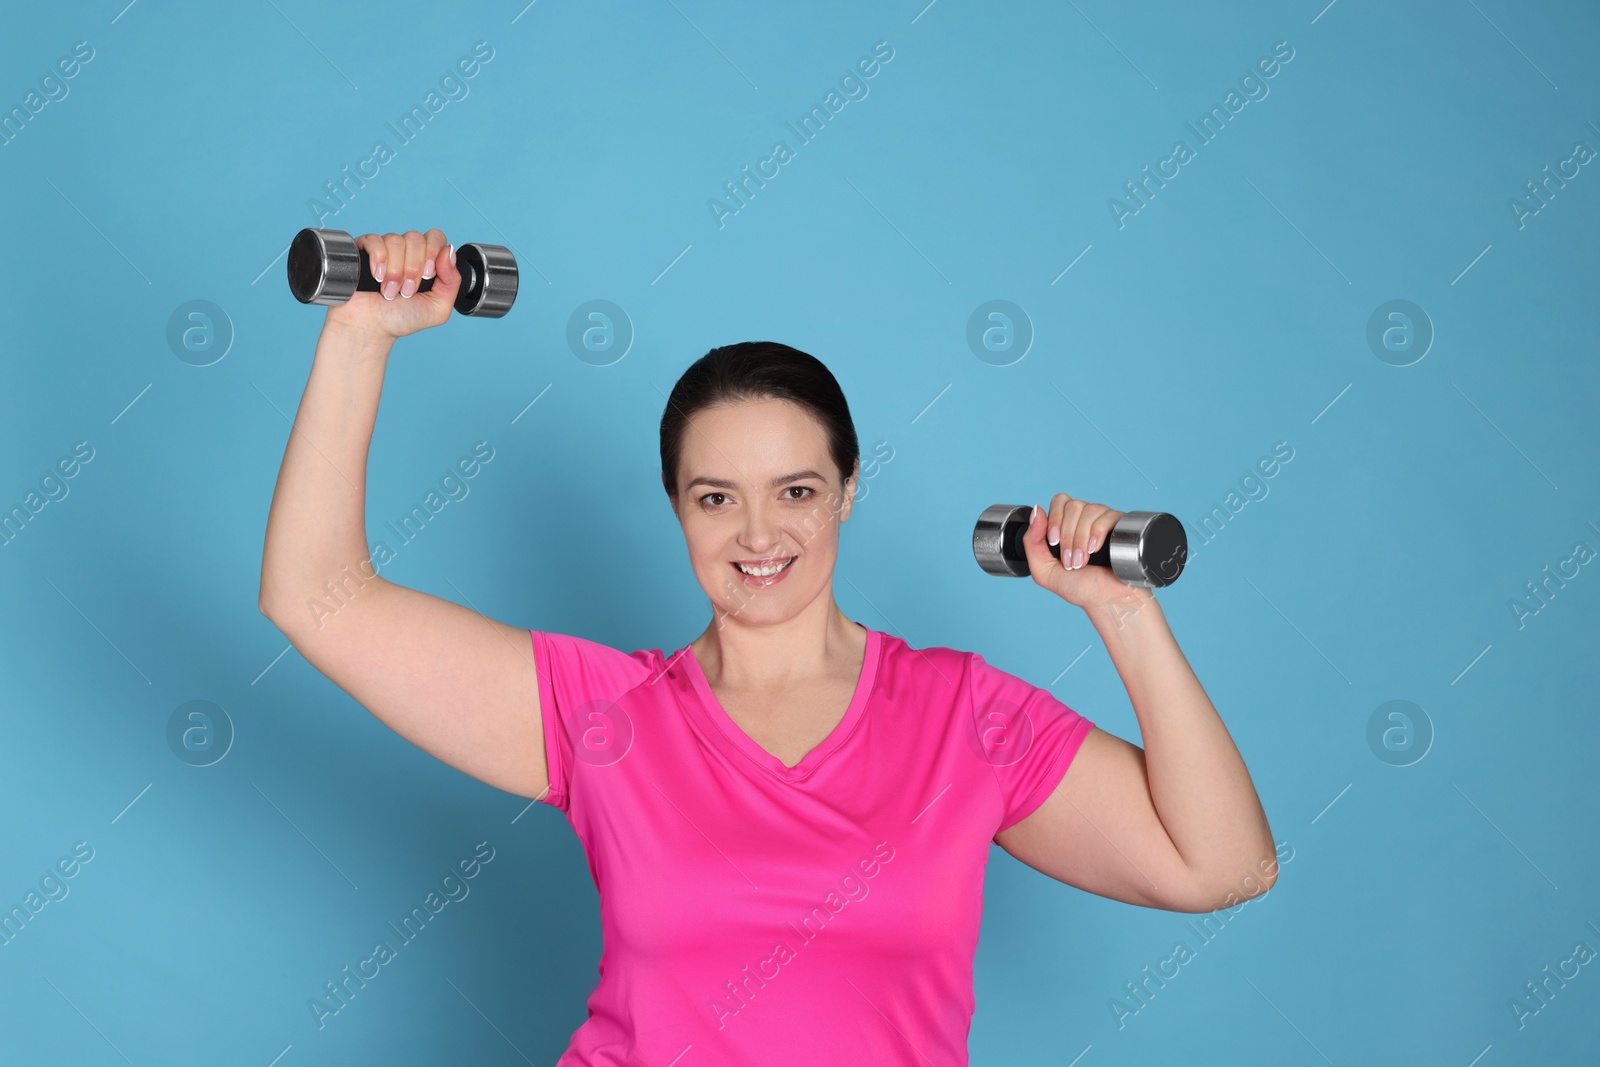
left=708, top=589, right=806, bottom=627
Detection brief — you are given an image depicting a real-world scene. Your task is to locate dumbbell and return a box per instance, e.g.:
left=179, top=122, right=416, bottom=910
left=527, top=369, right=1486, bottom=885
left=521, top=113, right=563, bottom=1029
left=286, top=227, right=519, bottom=318
left=973, top=505, right=1187, bottom=588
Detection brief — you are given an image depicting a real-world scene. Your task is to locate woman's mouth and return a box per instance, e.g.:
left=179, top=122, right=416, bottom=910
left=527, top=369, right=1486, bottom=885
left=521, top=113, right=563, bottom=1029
left=731, top=556, right=795, bottom=587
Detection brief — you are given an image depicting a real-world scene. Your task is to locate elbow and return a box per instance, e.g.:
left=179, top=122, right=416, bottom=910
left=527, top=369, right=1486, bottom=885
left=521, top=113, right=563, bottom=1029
left=1178, top=851, right=1282, bottom=914
left=258, top=582, right=293, bottom=627
left=257, top=564, right=297, bottom=624
left=257, top=564, right=280, bottom=620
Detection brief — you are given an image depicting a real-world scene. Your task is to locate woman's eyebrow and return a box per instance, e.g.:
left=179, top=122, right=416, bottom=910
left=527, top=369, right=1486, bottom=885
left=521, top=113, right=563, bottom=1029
left=685, top=469, right=826, bottom=491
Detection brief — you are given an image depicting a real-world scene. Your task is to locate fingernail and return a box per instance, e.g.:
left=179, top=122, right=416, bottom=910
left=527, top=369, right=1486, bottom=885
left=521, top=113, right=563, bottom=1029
left=401, top=278, right=417, bottom=298
left=1073, top=548, right=1085, bottom=568
left=1048, top=523, right=1060, bottom=547
left=383, top=279, right=399, bottom=300
left=448, top=244, right=456, bottom=266
left=374, top=262, right=385, bottom=282
left=1089, top=534, right=1101, bottom=553
left=423, top=258, right=435, bottom=280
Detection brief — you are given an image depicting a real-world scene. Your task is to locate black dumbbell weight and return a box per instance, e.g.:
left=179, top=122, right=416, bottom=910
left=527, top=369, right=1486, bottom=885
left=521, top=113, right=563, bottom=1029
left=286, top=227, right=519, bottom=318
left=973, top=505, right=1187, bottom=588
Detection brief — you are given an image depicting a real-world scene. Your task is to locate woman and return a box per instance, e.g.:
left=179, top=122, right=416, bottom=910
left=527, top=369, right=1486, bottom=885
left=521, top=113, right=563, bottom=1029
left=260, top=229, right=1278, bottom=1065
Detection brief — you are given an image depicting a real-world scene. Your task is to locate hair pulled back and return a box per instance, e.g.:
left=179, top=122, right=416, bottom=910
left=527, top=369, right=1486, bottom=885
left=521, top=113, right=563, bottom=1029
left=659, top=341, right=859, bottom=506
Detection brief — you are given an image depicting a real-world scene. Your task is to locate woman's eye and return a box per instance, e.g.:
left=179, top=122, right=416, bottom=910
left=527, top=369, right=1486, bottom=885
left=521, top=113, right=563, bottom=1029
left=700, top=487, right=811, bottom=508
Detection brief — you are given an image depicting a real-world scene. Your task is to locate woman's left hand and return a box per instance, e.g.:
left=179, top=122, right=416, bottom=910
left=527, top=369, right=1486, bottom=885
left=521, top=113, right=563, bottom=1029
left=1019, top=493, right=1143, bottom=611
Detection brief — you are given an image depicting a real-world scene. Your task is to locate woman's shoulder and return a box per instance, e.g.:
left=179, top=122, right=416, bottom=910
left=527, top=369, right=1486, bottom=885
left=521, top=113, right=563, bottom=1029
left=874, top=626, right=982, bottom=661
left=876, top=629, right=1064, bottom=698
left=871, top=628, right=980, bottom=688
left=528, top=628, right=669, bottom=690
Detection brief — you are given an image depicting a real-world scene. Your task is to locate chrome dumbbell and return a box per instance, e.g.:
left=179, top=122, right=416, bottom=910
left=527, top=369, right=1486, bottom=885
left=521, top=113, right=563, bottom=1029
left=973, top=505, right=1187, bottom=588
left=286, top=227, right=518, bottom=318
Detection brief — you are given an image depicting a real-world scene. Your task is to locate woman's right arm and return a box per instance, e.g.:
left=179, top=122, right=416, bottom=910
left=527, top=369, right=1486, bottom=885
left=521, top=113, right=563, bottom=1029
left=257, top=229, right=549, bottom=802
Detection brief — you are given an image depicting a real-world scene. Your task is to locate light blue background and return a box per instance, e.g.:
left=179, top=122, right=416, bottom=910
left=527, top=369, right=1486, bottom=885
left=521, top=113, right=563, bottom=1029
left=2, top=1, right=1597, bottom=1063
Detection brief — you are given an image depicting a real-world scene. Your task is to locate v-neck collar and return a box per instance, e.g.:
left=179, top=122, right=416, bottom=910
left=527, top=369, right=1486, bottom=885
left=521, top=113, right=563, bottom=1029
left=676, top=623, right=881, bottom=784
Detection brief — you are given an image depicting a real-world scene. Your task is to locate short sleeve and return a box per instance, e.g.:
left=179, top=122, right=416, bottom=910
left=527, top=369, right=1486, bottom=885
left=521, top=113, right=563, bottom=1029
left=528, top=630, right=656, bottom=813
left=966, top=651, right=1096, bottom=835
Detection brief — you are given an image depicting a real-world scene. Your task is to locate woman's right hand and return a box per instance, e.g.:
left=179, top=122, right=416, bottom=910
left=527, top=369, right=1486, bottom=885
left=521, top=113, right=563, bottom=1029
left=323, top=229, right=460, bottom=341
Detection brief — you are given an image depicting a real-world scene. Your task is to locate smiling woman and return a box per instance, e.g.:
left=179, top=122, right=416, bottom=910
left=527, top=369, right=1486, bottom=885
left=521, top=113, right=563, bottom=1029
left=659, top=342, right=865, bottom=637
left=260, top=305, right=1275, bottom=1066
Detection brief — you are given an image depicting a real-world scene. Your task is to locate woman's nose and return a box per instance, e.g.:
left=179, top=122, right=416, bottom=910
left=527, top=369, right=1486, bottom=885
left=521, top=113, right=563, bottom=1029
left=740, top=504, right=783, bottom=551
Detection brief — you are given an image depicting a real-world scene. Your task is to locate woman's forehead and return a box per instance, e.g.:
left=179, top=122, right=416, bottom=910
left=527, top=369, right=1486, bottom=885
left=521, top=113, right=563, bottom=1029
left=675, top=399, right=832, bottom=483
left=685, top=402, right=825, bottom=452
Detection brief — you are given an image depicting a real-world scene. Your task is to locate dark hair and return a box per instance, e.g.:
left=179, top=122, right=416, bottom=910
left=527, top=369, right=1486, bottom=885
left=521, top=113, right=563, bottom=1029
left=659, top=341, right=860, bottom=505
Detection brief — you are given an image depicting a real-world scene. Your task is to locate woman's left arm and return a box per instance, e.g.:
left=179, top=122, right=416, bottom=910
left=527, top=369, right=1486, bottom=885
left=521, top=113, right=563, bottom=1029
left=992, top=496, right=1279, bottom=913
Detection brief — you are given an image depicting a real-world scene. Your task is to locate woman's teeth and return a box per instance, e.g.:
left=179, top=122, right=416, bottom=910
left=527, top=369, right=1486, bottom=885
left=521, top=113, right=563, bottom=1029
left=735, top=558, right=793, bottom=577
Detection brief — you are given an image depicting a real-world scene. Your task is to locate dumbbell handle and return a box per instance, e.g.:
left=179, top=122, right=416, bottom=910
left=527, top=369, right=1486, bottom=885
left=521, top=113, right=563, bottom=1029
left=973, top=505, right=1188, bottom=588
left=353, top=249, right=435, bottom=293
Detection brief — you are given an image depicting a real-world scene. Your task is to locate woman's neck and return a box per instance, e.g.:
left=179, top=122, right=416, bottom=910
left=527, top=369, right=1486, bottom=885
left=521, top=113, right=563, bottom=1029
left=691, top=599, right=865, bottom=690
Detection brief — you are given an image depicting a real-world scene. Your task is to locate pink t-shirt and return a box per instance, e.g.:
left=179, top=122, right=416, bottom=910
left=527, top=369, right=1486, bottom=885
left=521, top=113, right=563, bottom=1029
left=529, top=622, right=1095, bottom=1066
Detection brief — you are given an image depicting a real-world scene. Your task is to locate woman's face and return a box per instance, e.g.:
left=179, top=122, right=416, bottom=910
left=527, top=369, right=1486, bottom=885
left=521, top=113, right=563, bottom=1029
left=673, top=397, right=856, bottom=629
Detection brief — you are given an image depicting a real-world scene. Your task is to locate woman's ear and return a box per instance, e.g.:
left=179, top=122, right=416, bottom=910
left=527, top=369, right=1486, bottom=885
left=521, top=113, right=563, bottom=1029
left=838, top=460, right=860, bottom=522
